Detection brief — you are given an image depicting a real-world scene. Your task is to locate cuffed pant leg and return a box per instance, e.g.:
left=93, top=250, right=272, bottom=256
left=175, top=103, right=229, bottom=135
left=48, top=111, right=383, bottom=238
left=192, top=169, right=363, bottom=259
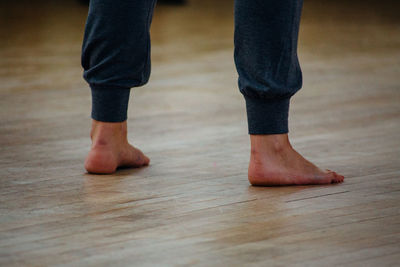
left=81, top=0, right=157, bottom=122
left=234, top=0, right=304, bottom=134
left=244, top=96, right=290, bottom=134
left=90, top=85, right=131, bottom=122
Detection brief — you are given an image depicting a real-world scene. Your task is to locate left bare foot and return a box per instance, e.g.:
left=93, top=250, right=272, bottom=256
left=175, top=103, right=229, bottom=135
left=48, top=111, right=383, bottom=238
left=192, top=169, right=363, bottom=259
left=84, top=120, right=149, bottom=174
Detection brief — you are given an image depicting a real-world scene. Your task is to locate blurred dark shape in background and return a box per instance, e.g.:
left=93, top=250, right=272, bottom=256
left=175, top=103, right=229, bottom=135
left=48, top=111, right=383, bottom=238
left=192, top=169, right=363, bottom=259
left=77, top=0, right=187, bottom=5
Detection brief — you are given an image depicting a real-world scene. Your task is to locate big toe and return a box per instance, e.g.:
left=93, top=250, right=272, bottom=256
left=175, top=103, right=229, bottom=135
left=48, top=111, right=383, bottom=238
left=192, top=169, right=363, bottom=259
left=135, top=149, right=150, bottom=166
left=325, top=170, right=344, bottom=184
left=141, top=154, right=150, bottom=166
left=123, top=147, right=150, bottom=167
left=332, top=172, right=344, bottom=183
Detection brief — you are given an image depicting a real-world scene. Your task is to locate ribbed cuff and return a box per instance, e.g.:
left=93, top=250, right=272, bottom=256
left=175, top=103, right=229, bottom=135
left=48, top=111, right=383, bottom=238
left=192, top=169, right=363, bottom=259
left=90, top=85, right=131, bottom=122
left=244, top=96, right=290, bottom=134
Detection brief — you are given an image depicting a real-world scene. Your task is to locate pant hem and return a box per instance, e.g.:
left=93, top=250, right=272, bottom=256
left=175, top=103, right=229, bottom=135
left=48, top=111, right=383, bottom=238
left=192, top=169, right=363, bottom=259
left=244, top=96, right=290, bottom=134
left=90, top=85, right=131, bottom=122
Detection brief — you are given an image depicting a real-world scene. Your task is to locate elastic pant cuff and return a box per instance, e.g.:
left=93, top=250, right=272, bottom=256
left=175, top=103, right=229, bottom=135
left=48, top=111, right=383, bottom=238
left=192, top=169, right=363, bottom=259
left=244, top=96, right=290, bottom=134
left=91, top=85, right=131, bottom=122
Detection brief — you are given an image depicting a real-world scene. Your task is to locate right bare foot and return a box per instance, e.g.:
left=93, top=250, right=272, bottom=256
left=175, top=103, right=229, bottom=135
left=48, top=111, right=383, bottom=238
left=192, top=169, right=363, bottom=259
left=84, top=120, right=150, bottom=174
left=248, top=134, right=344, bottom=186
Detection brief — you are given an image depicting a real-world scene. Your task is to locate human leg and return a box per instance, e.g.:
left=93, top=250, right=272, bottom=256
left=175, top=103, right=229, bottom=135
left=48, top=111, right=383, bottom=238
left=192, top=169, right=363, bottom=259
left=81, top=0, right=156, bottom=173
left=234, top=0, right=344, bottom=185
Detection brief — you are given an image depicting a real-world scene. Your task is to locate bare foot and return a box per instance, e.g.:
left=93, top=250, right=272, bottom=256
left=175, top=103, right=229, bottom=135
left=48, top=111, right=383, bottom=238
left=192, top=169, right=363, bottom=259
left=84, top=120, right=150, bottom=174
left=248, top=134, right=344, bottom=186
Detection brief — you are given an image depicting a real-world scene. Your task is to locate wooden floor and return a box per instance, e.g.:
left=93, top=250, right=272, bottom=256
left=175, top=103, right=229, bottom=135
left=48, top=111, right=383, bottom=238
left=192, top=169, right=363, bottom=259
left=1, top=0, right=400, bottom=266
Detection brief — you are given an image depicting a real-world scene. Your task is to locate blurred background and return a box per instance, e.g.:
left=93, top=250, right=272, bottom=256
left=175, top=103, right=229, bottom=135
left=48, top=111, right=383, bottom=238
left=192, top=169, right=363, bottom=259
left=0, top=0, right=399, bottom=96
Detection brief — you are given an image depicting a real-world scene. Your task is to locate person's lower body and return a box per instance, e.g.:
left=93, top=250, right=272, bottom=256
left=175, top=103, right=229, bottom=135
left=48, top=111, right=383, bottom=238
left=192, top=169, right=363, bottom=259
left=81, top=0, right=344, bottom=185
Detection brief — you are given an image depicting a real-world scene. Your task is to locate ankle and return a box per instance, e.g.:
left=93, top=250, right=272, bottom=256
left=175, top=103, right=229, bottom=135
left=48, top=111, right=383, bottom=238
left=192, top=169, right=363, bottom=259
left=90, top=119, right=128, bottom=146
left=250, top=134, right=291, bottom=155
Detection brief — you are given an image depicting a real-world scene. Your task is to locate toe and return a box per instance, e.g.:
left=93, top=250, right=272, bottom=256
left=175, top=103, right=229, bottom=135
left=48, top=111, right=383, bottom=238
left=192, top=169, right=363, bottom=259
left=311, top=172, right=335, bottom=185
left=131, top=147, right=150, bottom=167
left=324, top=170, right=344, bottom=184
left=136, top=149, right=150, bottom=166
left=332, top=172, right=344, bottom=183
left=334, top=172, right=344, bottom=183
left=323, top=171, right=337, bottom=184
left=142, top=155, right=150, bottom=166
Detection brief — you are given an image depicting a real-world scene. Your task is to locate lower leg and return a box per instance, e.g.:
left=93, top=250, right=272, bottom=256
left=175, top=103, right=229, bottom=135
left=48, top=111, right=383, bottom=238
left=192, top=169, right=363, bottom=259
left=234, top=0, right=343, bottom=185
left=81, top=0, right=156, bottom=174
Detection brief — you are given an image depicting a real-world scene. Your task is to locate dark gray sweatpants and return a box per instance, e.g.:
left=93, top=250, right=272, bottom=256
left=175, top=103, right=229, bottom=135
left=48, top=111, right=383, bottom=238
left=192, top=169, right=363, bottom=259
left=82, top=0, right=303, bottom=134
